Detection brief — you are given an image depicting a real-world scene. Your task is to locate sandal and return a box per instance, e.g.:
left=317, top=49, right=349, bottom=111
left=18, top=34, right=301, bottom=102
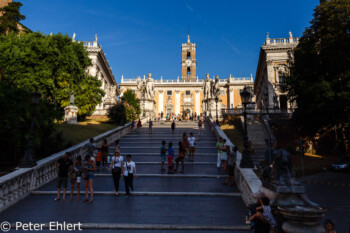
left=54, top=198, right=60, bottom=202
left=89, top=199, right=93, bottom=203
left=83, top=199, right=89, bottom=202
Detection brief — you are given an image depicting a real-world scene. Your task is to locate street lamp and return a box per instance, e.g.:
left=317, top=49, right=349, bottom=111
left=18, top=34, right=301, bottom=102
left=264, top=92, right=269, bottom=115
left=240, top=86, right=254, bottom=168
left=20, top=91, right=41, bottom=168
left=215, top=96, right=219, bottom=126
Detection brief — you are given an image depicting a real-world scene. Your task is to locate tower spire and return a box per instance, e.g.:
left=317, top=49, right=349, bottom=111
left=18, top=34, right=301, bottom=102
left=187, top=25, right=190, bottom=43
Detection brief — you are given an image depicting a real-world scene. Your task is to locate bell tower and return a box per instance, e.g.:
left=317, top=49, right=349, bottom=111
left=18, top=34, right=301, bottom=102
left=181, top=34, right=196, bottom=81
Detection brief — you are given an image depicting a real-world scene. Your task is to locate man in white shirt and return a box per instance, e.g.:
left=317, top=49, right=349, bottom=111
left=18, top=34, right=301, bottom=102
left=122, top=154, right=137, bottom=196
left=187, top=132, right=199, bottom=162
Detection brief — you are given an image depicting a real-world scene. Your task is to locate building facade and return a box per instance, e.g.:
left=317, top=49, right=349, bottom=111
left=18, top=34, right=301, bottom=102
left=119, top=35, right=254, bottom=117
left=74, top=34, right=120, bottom=115
left=254, top=32, right=300, bottom=112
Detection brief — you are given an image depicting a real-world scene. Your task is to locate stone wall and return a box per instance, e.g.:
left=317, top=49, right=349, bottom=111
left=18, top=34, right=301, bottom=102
left=0, top=118, right=148, bottom=212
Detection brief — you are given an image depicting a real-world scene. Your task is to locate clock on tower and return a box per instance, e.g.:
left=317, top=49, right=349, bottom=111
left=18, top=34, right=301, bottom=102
left=181, top=34, right=196, bottom=81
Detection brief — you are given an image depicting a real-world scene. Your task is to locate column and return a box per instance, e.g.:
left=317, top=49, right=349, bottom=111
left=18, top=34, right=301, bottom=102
left=158, top=90, right=164, bottom=114
left=195, top=90, right=200, bottom=114
left=229, top=88, right=234, bottom=109
left=175, top=90, right=180, bottom=115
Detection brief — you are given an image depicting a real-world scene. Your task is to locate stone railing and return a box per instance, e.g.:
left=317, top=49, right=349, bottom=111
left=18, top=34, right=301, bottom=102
left=0, top=118, right=147, bottom=212
left=265, top=37, right=300, bottom=46
left=121, top=77, right=253, bottom=84
left=207, top=117, right=262, bottom=205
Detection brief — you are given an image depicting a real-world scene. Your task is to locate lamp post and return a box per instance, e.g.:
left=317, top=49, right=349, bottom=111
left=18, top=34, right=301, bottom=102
left=215, top=96, right=219, bottom=126
left=264, top=93, right=269, bottom=115
left=20, top=91, right=41, bottom=168
left=240, top=86, right=254, bottom=168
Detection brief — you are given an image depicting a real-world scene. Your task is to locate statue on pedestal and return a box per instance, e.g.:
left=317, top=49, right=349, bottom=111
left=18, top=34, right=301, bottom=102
left=211, top=75, right=221, bottom=98
left=145, top=73, right=155, bottom=99
left=203, top=73, right=211, bottom=99
left=69, top=91, right=75, bottom=106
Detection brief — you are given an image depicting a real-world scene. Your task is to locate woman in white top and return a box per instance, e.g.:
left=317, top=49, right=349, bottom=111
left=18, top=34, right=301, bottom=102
left=109, top=150, right=123, bottom=195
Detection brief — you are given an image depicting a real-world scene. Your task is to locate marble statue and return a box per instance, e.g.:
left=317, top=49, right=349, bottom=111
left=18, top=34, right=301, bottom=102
left=145, top=73, right=155, bottom=99
left=212, top=75, right=221, bottom=98
left=69, top=91, right=75, bottom=106
left=203, top=73, right=211, bottom=99
left=274, top=150, right=297, bottom=186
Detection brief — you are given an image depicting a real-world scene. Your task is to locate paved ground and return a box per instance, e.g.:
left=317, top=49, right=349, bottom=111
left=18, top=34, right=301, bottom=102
left=298, top=171, right=350, bottom=232
left=0, top=121, right=249, bottom=232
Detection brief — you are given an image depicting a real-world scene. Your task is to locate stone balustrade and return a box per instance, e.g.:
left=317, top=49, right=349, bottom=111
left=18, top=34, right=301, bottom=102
left=265, top=37, right=300, bottom=46
left=121, top=77, right=252, bottom=84
left=0, top=118, right=148, bottom=212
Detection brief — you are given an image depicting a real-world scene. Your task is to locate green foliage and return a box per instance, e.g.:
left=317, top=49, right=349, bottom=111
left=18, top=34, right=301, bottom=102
left=123, top=89, right=141, bottom=115
left=0, top=32, right=104, bottom=120
left=0, top=2, right=27, bottom=34
left=0, top=83, right=69, bottom=168
left=107, top=102, right=127, bottom=125
left=107, top=101, right=137, bottom=126
left=281, top=0, right=350, bottom=136
left=124, top=103, right=137, bottom=122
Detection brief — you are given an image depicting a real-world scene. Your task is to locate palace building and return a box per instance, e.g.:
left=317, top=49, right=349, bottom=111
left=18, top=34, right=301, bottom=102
left=74, top=34, right=120, bottom=116
left=119, top=35, right=254, bottom=117
left=254, top=32, right=300, bottom=112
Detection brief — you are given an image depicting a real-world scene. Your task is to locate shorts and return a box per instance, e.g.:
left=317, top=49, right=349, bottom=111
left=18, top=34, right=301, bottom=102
left=76, top=176, right=81, bottom=183
left=88, top=174, right=94, bottom=180
left=57, top=176, right=68, bottom=188
left=161, top=155, right=166, bottom=163
left=221, top=152, right=228, bottom=161
left=189, top=146, right=196, bottom=153
left=228, top=165, right=235, bottom=176
left=96, top=161, right=101, bottom=167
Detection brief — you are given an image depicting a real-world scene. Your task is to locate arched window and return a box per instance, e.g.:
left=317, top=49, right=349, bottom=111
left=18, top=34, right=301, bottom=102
left=187, top=52, right=191, bottom=59
left=187, top=67, right=191, bottom=76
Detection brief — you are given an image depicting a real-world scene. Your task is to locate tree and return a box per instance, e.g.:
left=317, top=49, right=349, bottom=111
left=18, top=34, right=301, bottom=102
left=107, top=102, right=127, bottom=125
left=0, top=32, right=104, bottom=120
left=0, top=83, right=69, bottom=169
left=0, top=2, right=28, bottom=34
left=123, top=89, right=141, bottom=115
left=281, top=0, right=350, bottom=137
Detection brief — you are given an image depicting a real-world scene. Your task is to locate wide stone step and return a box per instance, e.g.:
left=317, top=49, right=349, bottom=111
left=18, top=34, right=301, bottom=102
left=38, top=176, right=238, bottom=193
left=117, top=142, right=217, bottom=146
left=118, top=148, right=217, bottom=154
left=98, top=164, right=225, bottom=175
left=112, top=155, right=217, bottom=162
left=0, top=195, right=247, bottom=227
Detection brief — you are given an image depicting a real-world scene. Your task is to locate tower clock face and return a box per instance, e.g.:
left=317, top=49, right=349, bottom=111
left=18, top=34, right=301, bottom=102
left=185, top=59, right=192, bottom=67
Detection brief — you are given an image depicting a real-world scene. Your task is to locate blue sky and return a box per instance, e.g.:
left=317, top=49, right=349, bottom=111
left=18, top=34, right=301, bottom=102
left=20, top=0, right=318, bottom=82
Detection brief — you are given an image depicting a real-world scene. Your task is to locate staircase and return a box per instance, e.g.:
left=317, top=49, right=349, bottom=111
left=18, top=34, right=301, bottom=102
left=0, top=120, right=250, bottom=232
left=246, top=116, right=269, bottom=166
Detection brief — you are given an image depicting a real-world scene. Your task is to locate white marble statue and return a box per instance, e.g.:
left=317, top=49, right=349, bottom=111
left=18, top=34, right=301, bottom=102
left=145, top=73, right=155, bottom=99
left=203, top=73, right=212, bottom=99
left=212, top=75, right=221, bottom=98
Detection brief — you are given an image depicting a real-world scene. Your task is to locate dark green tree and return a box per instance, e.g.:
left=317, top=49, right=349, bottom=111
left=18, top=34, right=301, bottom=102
left=0, top=2, right=28, bottom=34
left=0, top=32, right=104, bottom=120
left=281, top=0, right=350, bottom=137
left=123, top=89, right=141, bottom=115
left=107, top=102, right=127, bottom=125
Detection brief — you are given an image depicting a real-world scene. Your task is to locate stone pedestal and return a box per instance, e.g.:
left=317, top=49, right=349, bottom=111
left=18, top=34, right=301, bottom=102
left=140, top=99, right=155, bottom=119
left=64, top=105, right=78, bottom=124
left=202, top=98, right=222, bottom=120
